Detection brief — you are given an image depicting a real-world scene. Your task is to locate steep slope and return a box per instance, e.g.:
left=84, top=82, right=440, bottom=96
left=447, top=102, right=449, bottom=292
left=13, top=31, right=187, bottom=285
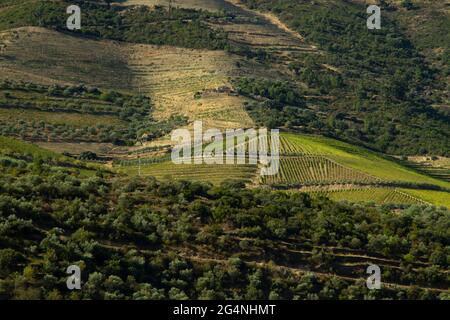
left=126, top=44, right=255, bottom=130
left=386, top=0, right=449, bottom=110
left=278, top=133, right=450, bottom=189
left=234, top=0, right=450, bottom=156
left=1, top=0, right=448, bottom=156
left=0, top=1, right=282, bottom=131
left=0, top=0, right=448, bottom=208
left=119, top=132, right=450, bottom=207
left=0, top=137, right=449, bottom=300
left=0, top=27, right=132, bottom=90
left=0, top=79, right=159, bottom=148
left=0, top=135, right=105, bottom=175
left=0, top=1, right=449, bottom=300
left=122, top=0, right=242, bottom=12
left=117, top=0, right=318, bottom=130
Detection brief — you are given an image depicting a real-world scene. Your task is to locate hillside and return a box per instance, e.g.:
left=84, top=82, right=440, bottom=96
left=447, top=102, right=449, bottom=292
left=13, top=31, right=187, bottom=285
left=387, top=0, right=449, bottom=108
left=0, top=27, right=132, bottom=89
left=1, top=0, right=447, bottom=152
left=0, top=0, right=448, bottom=301
left=234, top=0, right=449, bottom=156
left=277, top=134, right=450, bottom=189
left=119, top=132, right=450, bottom=207
left=0, top=0, right=447, bottom=202
left=0, top=79, right=175, bottom=145
left=0, top=138, right=448, bottom=300
left=126, top=44, right=256, bottom=129
left=0, top=0, right=447, bottom=196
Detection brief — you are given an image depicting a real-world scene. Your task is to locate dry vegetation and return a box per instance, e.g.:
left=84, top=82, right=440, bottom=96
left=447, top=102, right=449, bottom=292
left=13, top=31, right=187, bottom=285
left=126, top=44, right=255, bottom=130
left=407, top=156, right=450, bottom=170
left=1, top=1, right=447, bottom=208
left=0, top=1, right=318, bottom=136
left=119, top=0, right=319, bottom=131
left=0, top=27, right=133, bottom=90
left=120, top=0, right=240, bottom=12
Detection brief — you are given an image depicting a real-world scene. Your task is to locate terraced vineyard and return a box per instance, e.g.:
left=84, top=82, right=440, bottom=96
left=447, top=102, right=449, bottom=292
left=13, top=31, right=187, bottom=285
left=120, top=161, right=258, bottom=185
left=1, top=1, right=447, bottom=208
left=127, top=44, right=255, bottom=130
left=279, top=133, right=450, bottom=189
left=262, top=156, right=378, bottom=185
left=117, top=132, right=450, bottom=206
left=382, top=190, right=425, bottom=205
left=280, top=135, right=325, bottom=155
left=310, top=188, right=426, bottom=206
left=259, top=133, right=450, bottom=207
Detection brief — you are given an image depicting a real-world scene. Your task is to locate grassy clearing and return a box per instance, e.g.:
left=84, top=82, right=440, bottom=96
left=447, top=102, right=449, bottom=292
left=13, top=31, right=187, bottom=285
left=119, top=160, right=257, bottom=185
left=281, top=133, right=450, bottom=189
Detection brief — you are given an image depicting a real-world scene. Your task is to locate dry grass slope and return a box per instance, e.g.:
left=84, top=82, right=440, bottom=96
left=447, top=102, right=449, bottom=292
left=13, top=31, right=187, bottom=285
left=121, top=0, right=240, bottom=12
left=121, top=0, right=319, bottom=125
left=126, top=44, right=255, bottom=130
left=0, top=27, right=133, bottom=90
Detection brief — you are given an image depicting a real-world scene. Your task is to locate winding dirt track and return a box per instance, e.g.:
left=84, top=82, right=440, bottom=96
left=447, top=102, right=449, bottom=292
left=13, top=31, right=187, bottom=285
left=224, top=0, right=307, bottom=42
